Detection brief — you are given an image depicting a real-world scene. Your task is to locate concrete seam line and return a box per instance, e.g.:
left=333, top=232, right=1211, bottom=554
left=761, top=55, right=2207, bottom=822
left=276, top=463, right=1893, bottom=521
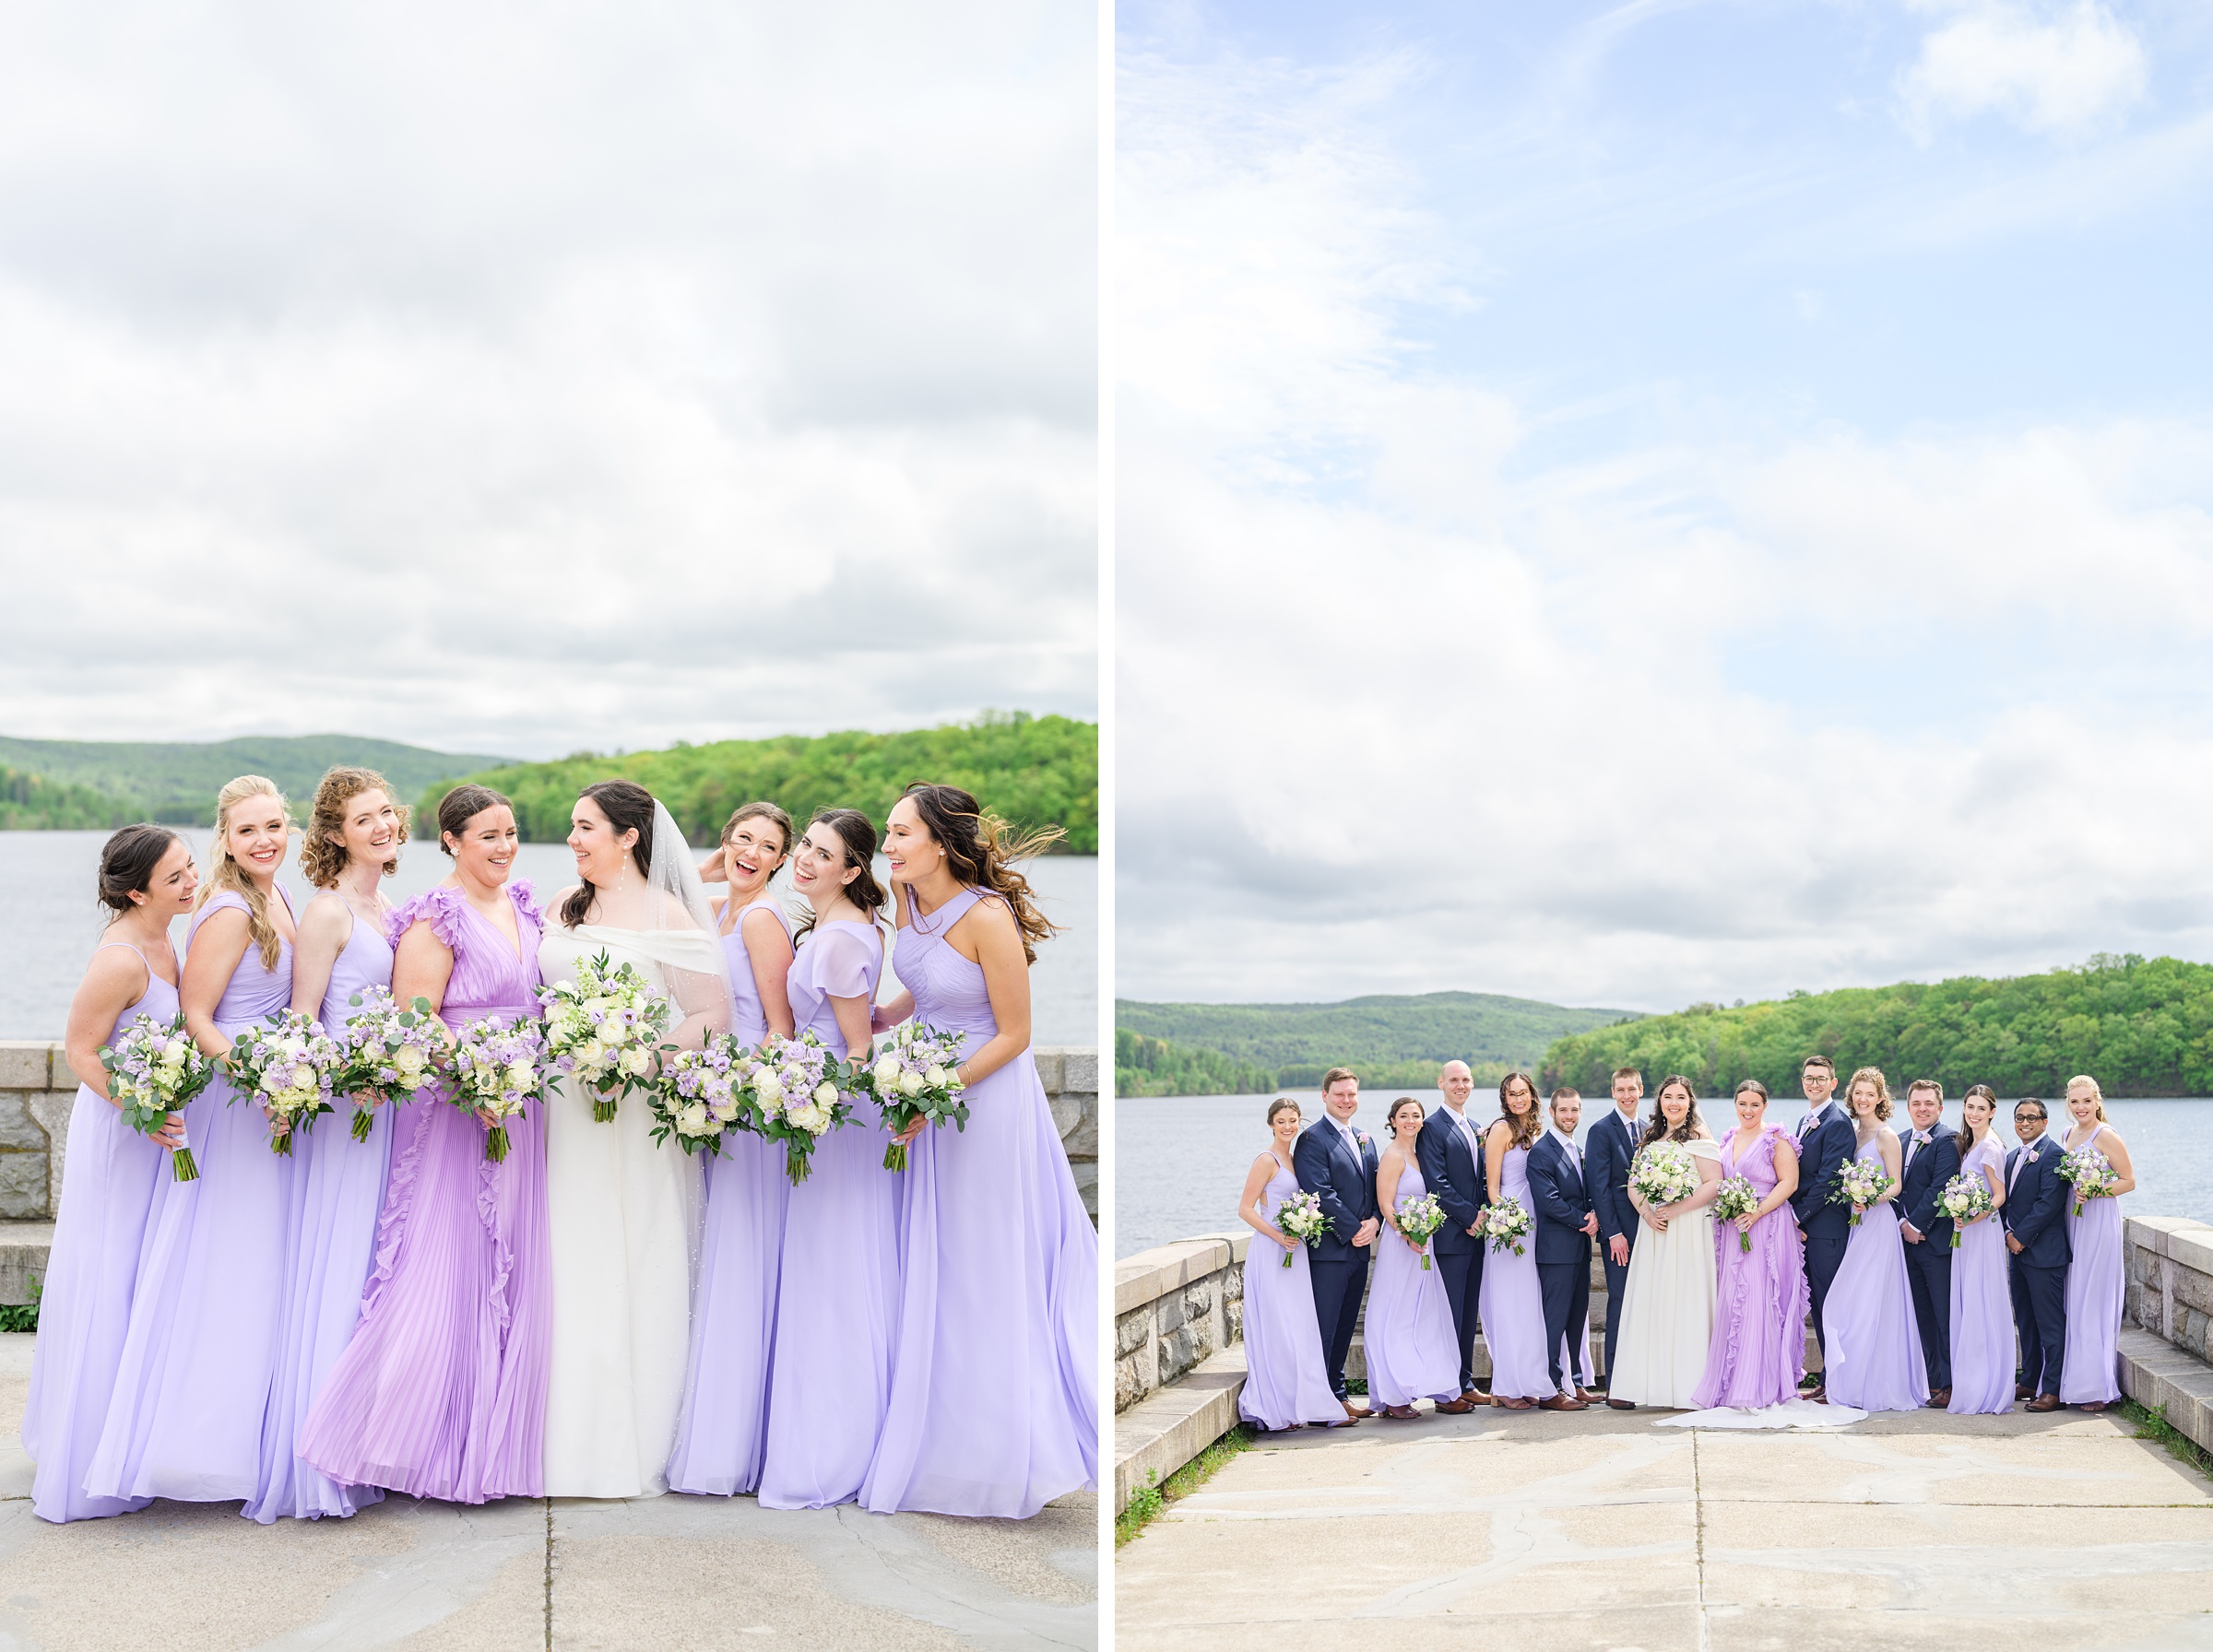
left=543, top=1498, right=553, bottom=1652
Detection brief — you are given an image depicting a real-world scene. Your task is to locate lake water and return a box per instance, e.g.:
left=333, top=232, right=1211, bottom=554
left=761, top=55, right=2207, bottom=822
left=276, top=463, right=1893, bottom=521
left=1117, top=1089, right=2213, bottom=1259
left=0, top=832, right=1096, bottom=1048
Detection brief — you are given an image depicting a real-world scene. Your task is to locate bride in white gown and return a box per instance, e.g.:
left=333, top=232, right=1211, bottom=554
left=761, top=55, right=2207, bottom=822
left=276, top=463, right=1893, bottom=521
left=1607, top=1077, right=1723, bottom=1410
left=539, top=783, right=731, bottom=1496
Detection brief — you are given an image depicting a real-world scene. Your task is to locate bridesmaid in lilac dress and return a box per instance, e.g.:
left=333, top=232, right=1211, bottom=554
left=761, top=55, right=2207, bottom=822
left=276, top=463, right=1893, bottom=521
left=1693, top=1080, right=1809, bottom=1409
left=88, top=779, right=298, bottom=1504
left=1820, top=1068, right=1929, bottom=1411
left=1232, top=1099, right=1343, bottom=1432
left=2059, top=1074, right=2132, bottom=1410
left=297, top=784, right=550, bottom=1503
left=668, top=802, right=798, bottom=1496
left=1366, top=1099, right=1465, bottom=1418
left=861, top=786, right=1097, bottom=1516
left=23, top=827, right=196, bottom=1522
left=247, top=768, right=404, bottom=1522
left=1479, top=1074, right=1555, bottom=1409
left=758, top=808, right=894, bottom=1510
left=1947, top=1085, right=2014, bottom=1415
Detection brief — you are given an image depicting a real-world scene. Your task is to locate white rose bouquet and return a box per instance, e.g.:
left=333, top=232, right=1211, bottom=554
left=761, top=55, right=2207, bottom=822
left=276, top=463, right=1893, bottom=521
left=745, top=1031, right=853, bottom=1185
left=1938, top=1170, right=1994, bottom=1247
left=538, top=951, right=674, bottom=1123
left=447, top=1013, right=549, bottom=1162
left=1711, top=1174, right=1761, bottom=1252
left=649, top=1033, right=751, bottom=1156
left=1393, top=1190, right=1448, bottom=1270
left=1273, top=1188, right=1328, bottom=1266
left=1630, top=1139, right=1699, bottom=1210
left=1829, top=1156, right=1895, bottom=1225
left=98, top=1011, right=214, bottom=1181
left=227, top=1009, right=343, bottom=1155
left=1482, top=1194, right=1533, bottom=1257
left=335, top=986, right=444, bottom=1143
left=859, top=1020, right=969, bottom=1172
left=2057, top=1146, right=2120, bottom=1217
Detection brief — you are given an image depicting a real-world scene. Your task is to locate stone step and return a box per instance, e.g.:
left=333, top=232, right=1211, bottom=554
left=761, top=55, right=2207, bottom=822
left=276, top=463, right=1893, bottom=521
left=1, top=1219, right=53, bottom=1305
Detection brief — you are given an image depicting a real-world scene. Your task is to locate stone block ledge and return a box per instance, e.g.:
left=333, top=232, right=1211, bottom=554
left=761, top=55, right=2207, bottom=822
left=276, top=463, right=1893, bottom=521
left=1115, top=1346, right=1247, bottom=1515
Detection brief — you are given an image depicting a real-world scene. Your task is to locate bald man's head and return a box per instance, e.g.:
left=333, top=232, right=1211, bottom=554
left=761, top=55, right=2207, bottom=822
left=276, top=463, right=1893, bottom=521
left=1438, top=1060, right=1474, bottom=1108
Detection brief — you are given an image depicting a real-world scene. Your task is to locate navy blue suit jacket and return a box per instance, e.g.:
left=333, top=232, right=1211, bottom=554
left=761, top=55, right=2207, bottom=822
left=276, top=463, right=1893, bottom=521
left=1584, top=1108, right=1641, bottom=1244
left=1788, top=1101, right=1857, bottom=1239
left=1292, top=1119, right=1380, bottom=1264
left=1414, top=1107, right=1488, bottom=1257
left=2003, top=1137, right=2073, bottom=1268
left=1898, top=1127, right=1963, bottom=1243
left=1526, top=1133, right=1593, bottom=1267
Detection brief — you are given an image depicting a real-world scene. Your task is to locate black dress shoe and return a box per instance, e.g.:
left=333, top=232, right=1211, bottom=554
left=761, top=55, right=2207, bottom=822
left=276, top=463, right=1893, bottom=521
left=1607, top=1398, right=1638, bottom=1410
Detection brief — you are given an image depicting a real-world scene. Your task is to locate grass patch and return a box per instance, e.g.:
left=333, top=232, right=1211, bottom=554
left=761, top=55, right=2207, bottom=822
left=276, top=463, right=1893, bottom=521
left=1115, top=1424, right=1258, bottom=1548
left=2124, top=1398, right=2213, bottom=1479
left=0, top=1274, right=38, bottom=1334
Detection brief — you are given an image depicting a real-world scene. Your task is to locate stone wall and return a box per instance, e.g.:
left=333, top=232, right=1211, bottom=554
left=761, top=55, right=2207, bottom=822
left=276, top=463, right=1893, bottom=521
left=1034, top=1047, right=1098, bottom=1222
left=1115, top=1233, right=1248, bottom=1413
left=2126, top=1215, right=2213, bottom=1361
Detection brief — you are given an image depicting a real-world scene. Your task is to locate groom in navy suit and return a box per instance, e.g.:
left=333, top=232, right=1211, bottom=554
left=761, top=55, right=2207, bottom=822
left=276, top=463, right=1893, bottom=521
left=1415, top=1060, right=1489, bottom=1409
left=1292, top=1067, right=1379, bottom=1420
left=1583, top=1066, right=1643, bottom=1407
left=1788, top=1055, right=1856, bottom=1399
left=2005, top=1098, right=2071, bottom=1412
left=1526, top=1086, right=1597, bottom=1411
left=1896, top=1080, right=1960, bottom=1407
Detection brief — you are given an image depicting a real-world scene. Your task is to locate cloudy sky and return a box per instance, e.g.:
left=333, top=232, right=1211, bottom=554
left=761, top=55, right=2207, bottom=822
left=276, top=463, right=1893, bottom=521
left=0, top=2, right=1095, bottom=760
left=1118, top=0, right=2213, bottom=1012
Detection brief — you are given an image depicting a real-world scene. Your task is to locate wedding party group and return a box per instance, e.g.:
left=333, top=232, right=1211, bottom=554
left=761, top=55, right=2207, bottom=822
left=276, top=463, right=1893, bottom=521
left=1236, top=1056, right=2130, bottom=1427
left=23, top=766, right=1096, bottom=1526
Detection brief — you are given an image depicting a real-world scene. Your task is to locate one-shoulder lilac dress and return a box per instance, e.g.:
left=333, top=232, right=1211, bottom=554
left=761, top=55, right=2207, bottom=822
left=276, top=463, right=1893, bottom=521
left=86, top=889, right=297, bottom=1503
left=22, top=941, right=175, bottom=1522
left=247, top=902, right=396, bottom=1522
left=668, top=895, right=792, bottom=1496
left=1235, top=1151, right=1343, bottom=1432
left=1947, top=1133, right=2013, bottom=1415
left=1692, top=1126, right=1809, bottom=1409
left=2061, top=1122, right=2124, bottom=1405
left=1817, top=1136, right=1929, bottom=1412
left=297, top=881, right=549, bottom=1504
left=1364, top=1157, right=1463, bottom=1409
left=861, top=888, right=1097, bottom=1516
left=758, top=919, right=892, bottom=1510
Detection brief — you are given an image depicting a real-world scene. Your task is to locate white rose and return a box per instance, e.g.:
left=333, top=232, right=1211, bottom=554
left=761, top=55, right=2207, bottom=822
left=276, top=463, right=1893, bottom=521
left=259, top=1069, right=285, bottom=1095
left=505, top=1060, right=537, bottom=1089
left=925, top=1065, right=951, bottom=1088
left=753, top=1071, right=783, bottom=1102
left=812, top=1081, right=838, bottom=1107
left=872, top=1058, right=900, bottom=1091
left=619, top=1047, right=651, bottom=1077
left=679, top=1103, right=711, bottom=1136
left=897, top=1071, right=924, bottom=1097
left=395, top=1044, right=427, bottom=1076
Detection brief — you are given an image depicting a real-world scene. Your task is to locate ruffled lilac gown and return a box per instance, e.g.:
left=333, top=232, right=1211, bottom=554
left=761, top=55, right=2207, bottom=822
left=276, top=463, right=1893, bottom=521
left=1821, top=1136, right=1929, bottom=1412
left=861, top=887, right=1097, bottom=1516
left=757, top=919, right=891, bottom=1510
left=1235, top=1152, right=1343, bottom=1431
left=2061, top=1122, right=2124, bottom=1405
left=86, top=890, right=296, bottom=1503
left=1947, top=1134, right=2013, bottom=1416
left=1364, top=1158, right=1462, bottom=1407
left=668, top=895, right=791, bottom=1496
left=246, top=905, right=395, bottom=1522
left=1477, top=1140, right=1556, bottom=1400
left=21, top=943, right=174, bottom=1522
left=1693, top=1126, right=1808, bottom=1409
left=297, top=881, right=549, bottom=1503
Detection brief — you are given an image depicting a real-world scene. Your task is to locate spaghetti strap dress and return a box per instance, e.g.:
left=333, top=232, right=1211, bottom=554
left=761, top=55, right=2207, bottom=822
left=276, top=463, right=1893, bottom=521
left=1363, top=1158, right=1463, bottom=1408
left=1235, top=1151, right=1343, bottom=1432
left=2060, top=1122, right=2124, bottom=1405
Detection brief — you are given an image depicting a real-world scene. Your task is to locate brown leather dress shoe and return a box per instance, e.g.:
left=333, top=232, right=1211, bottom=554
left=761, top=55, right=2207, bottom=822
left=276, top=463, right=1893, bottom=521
left=2026, top=1394, right=2062, bottom=1412
left=1462, top=1389, right=1492, bottom=1406
left=1808, top=1388, right=1828, bottom=1405
left=1538, top=1393, right=1589, bottom=1412
left=1433, top=1396, right=1477, bottom=1414
left=2016, top=1383, right=2034, bottom=1400
left=1926, top=1388, right=1951, bottom=1408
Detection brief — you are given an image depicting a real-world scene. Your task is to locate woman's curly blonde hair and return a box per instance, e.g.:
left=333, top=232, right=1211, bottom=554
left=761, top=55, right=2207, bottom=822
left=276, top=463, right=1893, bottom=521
left=1846, top=1066, right=1893, bottom=1123
left=297, top=767, right=409, bottom=890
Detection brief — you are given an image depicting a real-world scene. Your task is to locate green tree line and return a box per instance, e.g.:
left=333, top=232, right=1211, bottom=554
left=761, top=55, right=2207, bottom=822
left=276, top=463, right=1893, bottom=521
left=0, top=765, right=142, bottom=831
left=1539, top=953, right=2213, bottom=1099
left=1115, top=1031, right=1509, bottom=1098
left=419, top=712, right=1097, bottom=852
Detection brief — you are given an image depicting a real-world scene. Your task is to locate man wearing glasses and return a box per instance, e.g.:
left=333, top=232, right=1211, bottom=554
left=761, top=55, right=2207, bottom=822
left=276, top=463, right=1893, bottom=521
left=2004, top=1098, right=2071, bottom=1412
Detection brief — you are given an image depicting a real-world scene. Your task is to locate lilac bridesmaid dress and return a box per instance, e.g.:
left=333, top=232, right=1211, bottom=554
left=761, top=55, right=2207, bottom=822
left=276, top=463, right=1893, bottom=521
left=1821, top=1136, right=1930, bottom=1412
left=1364, top=1158, right=1463, bottom=1407
left=667, top=894, right=792, bottom=1496
left=1947, top=1134, right=2013, bottom=1416
left=757, top=919, right=892, bottom=1510
left=86, top=890, right=296, bottom=1503
left=21, top=943, right=174, bottom=1522
left=297, top=881, right=550, bottom=1503
left=2060, top=1122, right=2124, bottom=1405
left=1692, top=1126, right=1808, bottom=1409
left=861, top=888, right=1097, bottom=1516
left=1235, top=1152, right=1343, bottom=1431
left=246, top=905, right=395, bottom=1522
left=1477, top=1139, right=1556, bottom=1400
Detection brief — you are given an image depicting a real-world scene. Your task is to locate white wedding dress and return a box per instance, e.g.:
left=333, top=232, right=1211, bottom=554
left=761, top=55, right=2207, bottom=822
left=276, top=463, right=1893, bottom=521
left=1607, top=1137, right=1722, bottom=1409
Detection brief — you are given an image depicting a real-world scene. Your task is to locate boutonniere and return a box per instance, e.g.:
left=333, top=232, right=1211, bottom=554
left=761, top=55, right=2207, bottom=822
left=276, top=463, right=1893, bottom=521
left=1355, top=1130, right=1371, bottom=1146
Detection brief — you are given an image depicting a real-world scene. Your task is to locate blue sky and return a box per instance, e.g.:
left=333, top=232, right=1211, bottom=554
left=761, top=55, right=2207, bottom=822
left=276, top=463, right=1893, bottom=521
left=1118, top=0, right=2213, bottom=1009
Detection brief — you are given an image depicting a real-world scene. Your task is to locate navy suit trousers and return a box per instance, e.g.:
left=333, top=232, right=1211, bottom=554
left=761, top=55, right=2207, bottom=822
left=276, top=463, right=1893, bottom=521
left=1805, top=1235, right=1847, bottom=1359
left=1538, top=1257, right=1591, bottom=1393
left=2011, top=1254, right=2067, bottom=1396
left=1435, top=1242, right=1484, bottom=1394
left=1903, top=1240, right=1953, bottom=1390
left=1600, top=1238, right=1631, bottom=1385
left=1308, top=1250, right=1371, bottom=1400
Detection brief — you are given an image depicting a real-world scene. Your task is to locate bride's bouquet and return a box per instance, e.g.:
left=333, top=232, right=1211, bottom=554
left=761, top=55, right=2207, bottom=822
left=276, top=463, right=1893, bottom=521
left=2057, top=1145, right=2120, bottom=1217
left=538, top=951, right=674, bottom=1123
left=1828, top=1157, right=1895, bottom=1225
left=1711, top=1174, right=1760, bottom=1253
left=1482, top=1194, right=1533, bottom=1257
left=1939, top=1170, right=1994, bottom=1246
left=1630, top=1140, right=1699, bottom=1210
left=335, top=986, right=443, bottom=1142
left=227, top=1009, right=343, bottom=1155
left=1393, top=1190, right=1448, bottom=1270
left=98, top=1011, right=213, bottom=1181
left=447, top=1013, right=550, bottom=1162
left=648, top=1033, right=751, bottom=1156
left=859, top=1021, right=969, bottom=1172
left=743, top=1031, right=853, bottom=1184
left=1273, top=1188, right=1327, bottom=1266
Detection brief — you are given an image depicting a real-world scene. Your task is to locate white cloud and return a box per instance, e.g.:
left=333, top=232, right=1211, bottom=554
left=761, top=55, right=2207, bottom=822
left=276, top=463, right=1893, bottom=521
left=1898, top=1, right=2148, bottom=140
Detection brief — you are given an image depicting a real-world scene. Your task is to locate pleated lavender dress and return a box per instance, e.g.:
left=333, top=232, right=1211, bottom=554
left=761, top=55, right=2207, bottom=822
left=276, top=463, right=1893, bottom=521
left=2060, top=1123, right=2124, bottom=1405
left=757, top=919, right=891, bottom=1511
left=1692, top=1126, right=1808, bottom=1409
left=1821, top=1137, right=1930, bottom=1412
left=86, top=890, right=296, bottom=1504
left=668, top=895, right=791, bottom=1496
left=1236, top=1152, right=1343, bottom=1432
left=1477, top=1141, right=1556, bottom=1400
left=245, top=904, right=395, bottom=1522
left=861, top=887, right=1098, bottom=1516
left=21, top=944, right=174, bottom=1522
left=1947, top=1134, right=2013, bottom=1416
left=1364, top=1158, right=1463, bottom=1408
left=296, top=881, right=550, bottom=1503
